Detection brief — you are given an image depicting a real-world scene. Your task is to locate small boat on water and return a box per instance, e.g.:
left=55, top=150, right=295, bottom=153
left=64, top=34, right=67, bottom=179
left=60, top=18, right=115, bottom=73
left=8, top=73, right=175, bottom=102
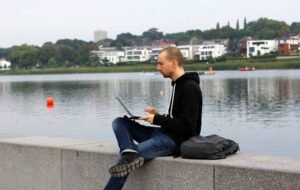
left=198, top=66, right=215, bottom=75
left=239, top=67, right=255, bottom=71
left=198, top=71, right=215, bottom=75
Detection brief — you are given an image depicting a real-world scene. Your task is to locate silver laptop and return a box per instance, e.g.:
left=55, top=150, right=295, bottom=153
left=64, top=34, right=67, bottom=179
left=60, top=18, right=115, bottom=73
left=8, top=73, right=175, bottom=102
left=116, top=97, right=141, bottom=119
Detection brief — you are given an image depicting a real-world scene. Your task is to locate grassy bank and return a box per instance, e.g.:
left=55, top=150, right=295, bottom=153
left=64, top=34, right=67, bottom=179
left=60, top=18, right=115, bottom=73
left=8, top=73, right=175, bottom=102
left=0, top=65, right=156, bottom=75
left=185, top=58, right=300, bottom=71
left=1, top=58, right=300, bottom=75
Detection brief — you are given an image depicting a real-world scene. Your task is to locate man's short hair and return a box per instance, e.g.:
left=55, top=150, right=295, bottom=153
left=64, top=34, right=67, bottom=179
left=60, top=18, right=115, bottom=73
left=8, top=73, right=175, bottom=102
left=159, top=46, right=184, bottom=66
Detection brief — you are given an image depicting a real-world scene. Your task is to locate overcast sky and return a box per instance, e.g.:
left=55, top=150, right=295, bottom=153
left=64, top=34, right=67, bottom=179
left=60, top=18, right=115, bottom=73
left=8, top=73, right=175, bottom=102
left=1, top=0, right=299, bottom=48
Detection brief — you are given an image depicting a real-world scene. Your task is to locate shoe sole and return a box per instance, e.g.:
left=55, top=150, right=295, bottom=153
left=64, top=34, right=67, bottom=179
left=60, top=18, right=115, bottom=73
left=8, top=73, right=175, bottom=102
left=109, top=157, right=144, bottom=177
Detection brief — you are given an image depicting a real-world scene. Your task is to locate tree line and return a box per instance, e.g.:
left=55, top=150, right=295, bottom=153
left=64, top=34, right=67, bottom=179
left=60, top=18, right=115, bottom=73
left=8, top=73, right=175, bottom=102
left=1, top=17, right=300, bottom=69
left=0, top=39, right=99, bottom=69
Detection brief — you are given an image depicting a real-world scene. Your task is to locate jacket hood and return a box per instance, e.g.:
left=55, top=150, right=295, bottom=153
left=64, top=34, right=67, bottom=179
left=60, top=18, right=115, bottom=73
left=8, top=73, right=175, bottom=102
left=172, top=72, right=200, bottom=86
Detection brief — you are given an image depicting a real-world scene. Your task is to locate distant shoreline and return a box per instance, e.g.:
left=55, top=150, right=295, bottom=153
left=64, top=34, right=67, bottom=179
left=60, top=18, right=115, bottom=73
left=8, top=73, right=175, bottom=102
left=1, top=58, right=300, bottom=75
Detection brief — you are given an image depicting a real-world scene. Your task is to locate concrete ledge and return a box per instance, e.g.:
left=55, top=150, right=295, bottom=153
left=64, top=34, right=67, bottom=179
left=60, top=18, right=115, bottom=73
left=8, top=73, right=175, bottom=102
left=0, top=136, right=300, bottom=190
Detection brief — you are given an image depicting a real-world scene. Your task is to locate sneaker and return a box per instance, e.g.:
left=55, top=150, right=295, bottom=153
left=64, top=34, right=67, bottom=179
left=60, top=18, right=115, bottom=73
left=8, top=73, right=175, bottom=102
left=109, top=152, right=144, bottom=177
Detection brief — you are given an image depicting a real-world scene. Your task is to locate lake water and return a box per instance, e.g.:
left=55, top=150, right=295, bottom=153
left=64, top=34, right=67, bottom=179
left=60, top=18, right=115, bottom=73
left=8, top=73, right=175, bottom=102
left=1, top=70, right=300, bottom=157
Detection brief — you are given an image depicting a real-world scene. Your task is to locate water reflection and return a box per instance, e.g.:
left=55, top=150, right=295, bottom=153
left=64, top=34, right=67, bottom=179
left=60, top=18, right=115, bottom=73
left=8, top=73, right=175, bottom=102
left=201, top=76, right=300, bottom=128
left=0, top=71, right=300, bottom=156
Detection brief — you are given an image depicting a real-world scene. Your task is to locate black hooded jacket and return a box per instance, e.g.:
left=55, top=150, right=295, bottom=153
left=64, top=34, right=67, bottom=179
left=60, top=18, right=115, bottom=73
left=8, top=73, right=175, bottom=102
left=153, top=72, right=202, bottom=147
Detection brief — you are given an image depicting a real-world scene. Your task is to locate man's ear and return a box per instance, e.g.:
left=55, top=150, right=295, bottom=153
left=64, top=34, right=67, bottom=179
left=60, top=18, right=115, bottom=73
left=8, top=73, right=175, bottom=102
left=172, top=60, right=178, bottom=68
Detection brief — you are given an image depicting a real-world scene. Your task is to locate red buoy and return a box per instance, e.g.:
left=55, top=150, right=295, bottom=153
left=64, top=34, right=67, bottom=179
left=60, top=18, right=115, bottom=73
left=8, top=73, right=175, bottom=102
left=46, top=97, right=54, bottom=108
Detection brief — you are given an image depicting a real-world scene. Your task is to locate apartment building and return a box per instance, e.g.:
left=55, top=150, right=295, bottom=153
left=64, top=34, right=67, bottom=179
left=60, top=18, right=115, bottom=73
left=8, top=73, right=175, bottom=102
left=92, top=47, right=125, bottom=64
left=177, top=45, right=198, bottom=60
left=94, top=30, right=108, bottom=42
left=92, top=43, right=228, bottom=64
left=197, top=44, right=227, bottom=60
left=247, top=40, right=278, bottom=57
left=277, top=36, right=300, bottom=56
left=150, top=45, right=198, bottom=62
left=124, top=47, right=152, bottom=62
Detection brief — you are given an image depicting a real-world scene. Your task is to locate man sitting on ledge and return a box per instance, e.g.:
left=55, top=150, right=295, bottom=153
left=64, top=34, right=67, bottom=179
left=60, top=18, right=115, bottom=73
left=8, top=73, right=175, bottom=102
left=104, top=46, right=203, bottom=190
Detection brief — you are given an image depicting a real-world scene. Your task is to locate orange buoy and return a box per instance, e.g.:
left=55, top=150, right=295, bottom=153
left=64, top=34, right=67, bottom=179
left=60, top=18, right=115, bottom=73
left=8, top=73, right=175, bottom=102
left=46, top=97, right=54, bottom=108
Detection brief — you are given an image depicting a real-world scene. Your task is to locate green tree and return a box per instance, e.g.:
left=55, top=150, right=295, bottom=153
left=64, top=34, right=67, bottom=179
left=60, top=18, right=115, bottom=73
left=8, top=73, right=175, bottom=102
left=116, top=33, right=137, bottom=41
left=219, top=26, right=236, bottom=39
left=0, top=48, right=9, bottom=58
left=216, top=22, right=220, bottom=30
left=290, top=22, right=300, bottom=34
left=56, top=45, right=77, bottom=66
left=112, top=33, right=138, bottom=46
left=47, top=57, right=58, bottom=68
left=8, top=44, right=39, bottom=69
left=202, top=29, right=218, bottom=40
left=86, top=54, right=100, bottom=67
left=245, top=18, right=289, bottom=39
left=142, top=28, right=163, bottom=40
left=244, top=17, right=247, bottom=29
left=185, top=29, right=203, bottom=37
left=54, top=39, right=96, bottom=67
left=236, top=19, right=240, bottom=30
left=56, top=39, right=87, bottom=51
left=165, top=32, right=190, bottom=44
left=39, top=42, right=58, bottom=67
left=76, top=43, right=97, bottom=66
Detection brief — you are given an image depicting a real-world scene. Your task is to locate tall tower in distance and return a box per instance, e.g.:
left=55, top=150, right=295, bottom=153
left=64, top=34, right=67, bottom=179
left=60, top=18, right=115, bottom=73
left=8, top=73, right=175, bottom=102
left=94, top=30, right=108, bottom=42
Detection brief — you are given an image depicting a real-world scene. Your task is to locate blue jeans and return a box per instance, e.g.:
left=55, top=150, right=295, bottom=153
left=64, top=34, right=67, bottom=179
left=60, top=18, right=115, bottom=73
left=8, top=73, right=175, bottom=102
left=104, top=117, right=177, bottom=190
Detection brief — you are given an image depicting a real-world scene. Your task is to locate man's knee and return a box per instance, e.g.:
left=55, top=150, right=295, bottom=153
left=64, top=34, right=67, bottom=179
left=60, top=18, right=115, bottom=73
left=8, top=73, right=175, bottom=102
left=112, top=117, right=129, bottom=131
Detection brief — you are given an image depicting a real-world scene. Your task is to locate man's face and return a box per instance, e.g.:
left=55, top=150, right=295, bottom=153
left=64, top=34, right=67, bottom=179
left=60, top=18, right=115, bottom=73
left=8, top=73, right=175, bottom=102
left=157, top=51, right=174, bottom=78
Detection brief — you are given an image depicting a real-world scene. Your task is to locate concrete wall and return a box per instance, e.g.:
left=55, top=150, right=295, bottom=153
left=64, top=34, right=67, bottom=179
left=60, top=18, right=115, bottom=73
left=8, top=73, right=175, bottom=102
left=0, top=136, right=300, bottom=190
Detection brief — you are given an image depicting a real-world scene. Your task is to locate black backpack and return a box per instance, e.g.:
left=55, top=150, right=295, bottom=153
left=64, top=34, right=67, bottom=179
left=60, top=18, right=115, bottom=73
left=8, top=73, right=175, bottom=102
left=180, top=134, right=239, bottom=159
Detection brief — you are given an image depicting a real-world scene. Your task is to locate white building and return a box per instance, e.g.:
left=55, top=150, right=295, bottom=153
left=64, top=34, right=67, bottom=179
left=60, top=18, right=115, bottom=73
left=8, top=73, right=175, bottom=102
left=247, top=40, right=278, bottom=58
left=278, top=38, right=299, bottom=45
left=94, top=30, right=108, bottom=42
left=177, top=45, right=200, bottom=60
left=197, top=44, right=227, bottom=60
left=124, top=47, right=152, bottom=62
left=280, top=34, right=300, bottom=44
left=149, top=47, right=163, bottom=61
left=92, top=47, right=125, bottom=64
left=0, top=59, right=11, bottom=70
left=149, top=45, right=196, bottom=62
left=149, top=46, right=173, bottom=62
